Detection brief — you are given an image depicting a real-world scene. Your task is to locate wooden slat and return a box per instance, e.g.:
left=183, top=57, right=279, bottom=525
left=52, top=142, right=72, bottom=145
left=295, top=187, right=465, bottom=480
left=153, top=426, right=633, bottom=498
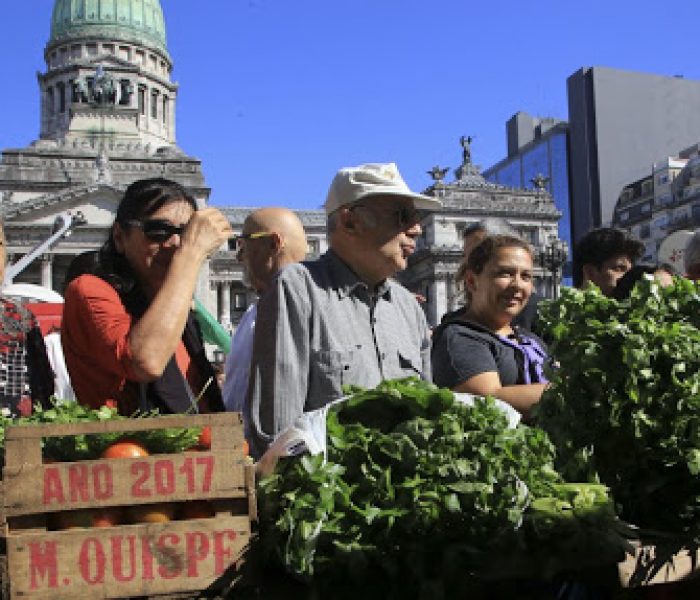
left=3, top=413, right=242, bottom=440
left=4, top=515, right=250, bottom=599
left=3, top=453, right=248, bottom=517
left=619, top=541, right=700, bottom=587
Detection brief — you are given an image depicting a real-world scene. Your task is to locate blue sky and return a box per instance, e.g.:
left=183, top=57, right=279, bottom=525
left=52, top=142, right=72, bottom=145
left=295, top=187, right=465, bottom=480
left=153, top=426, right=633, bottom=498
left=1, top=1, right=699, bottom=210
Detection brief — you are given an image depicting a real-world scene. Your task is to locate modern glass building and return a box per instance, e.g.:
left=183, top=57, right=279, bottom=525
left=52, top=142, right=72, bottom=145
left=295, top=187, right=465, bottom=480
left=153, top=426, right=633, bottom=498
left=483, top=112, right=573, bottom=284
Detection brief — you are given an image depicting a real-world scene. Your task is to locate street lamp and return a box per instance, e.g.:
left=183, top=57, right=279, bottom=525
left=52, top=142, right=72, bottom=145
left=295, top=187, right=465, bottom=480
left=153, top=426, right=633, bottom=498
left=539, top=236, right=568, bottom=299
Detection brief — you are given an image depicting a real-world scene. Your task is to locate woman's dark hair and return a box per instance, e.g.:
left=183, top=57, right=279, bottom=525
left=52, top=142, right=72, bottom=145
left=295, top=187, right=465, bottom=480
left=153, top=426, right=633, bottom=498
left=465, top=234, right=534, bottom=275
left=612, top=263, right=674, bottom=300
left=97, top=178, right=197, bottom=302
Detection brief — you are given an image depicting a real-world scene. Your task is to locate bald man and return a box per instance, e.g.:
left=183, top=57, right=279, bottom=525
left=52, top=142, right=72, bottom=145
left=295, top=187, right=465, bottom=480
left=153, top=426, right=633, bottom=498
left=223, top=208, right=307, bottom=434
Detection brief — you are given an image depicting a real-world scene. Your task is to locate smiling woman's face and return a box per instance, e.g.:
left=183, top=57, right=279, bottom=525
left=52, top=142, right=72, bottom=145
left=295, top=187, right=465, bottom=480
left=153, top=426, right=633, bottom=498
left=113, top=199, right=194, bottom=293
left=465, top=246, right=534, bottom=325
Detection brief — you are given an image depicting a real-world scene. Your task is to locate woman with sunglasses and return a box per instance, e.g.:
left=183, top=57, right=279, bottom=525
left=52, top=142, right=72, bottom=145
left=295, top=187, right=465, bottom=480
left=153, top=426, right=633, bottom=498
left=431, top=235, right=551, bottom=418
left=61, top=178, right=233, bottom=415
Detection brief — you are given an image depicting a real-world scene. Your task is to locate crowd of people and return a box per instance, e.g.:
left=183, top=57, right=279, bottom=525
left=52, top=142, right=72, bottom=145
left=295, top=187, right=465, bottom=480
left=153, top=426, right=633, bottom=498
left=2, top=163, right=700, bottom=461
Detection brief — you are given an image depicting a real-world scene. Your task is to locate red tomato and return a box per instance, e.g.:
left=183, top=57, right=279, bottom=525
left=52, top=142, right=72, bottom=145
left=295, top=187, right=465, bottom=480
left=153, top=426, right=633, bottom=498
left=127, top=503, right=176, bottom=524
left=198, top=426, right=212, bottom=450
left=53, top=507, right=122, bottom=530
left=100, top=440, right=150, bottom=459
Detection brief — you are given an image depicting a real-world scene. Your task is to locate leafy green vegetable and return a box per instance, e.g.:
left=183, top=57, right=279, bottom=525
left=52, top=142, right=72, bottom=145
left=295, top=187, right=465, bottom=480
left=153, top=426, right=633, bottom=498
left=536, top=277, right=700, bottom=536
left=258, top=378, right=626, bottom=598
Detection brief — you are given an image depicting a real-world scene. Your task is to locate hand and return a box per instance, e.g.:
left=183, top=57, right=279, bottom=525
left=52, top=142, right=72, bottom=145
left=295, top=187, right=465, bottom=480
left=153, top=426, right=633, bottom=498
left=181, top=208, right=233, bottom=260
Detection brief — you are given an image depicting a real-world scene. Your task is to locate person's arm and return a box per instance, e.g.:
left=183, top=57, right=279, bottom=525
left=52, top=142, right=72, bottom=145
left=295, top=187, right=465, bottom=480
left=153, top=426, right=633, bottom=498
left=452, top=373, right=545, bottom=416
left=126, top=208, right=232, bottom=381
left=246, top=269, right=310, bottom=459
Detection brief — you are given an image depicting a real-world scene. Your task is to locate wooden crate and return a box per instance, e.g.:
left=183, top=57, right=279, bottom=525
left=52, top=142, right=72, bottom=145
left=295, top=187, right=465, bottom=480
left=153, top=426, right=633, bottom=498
left=0, top=412, right=255, bottom=599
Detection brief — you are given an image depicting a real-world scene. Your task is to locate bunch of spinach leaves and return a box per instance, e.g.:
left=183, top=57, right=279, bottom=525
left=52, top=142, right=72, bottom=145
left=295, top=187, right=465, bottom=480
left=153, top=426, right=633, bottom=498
left=258, top=378, right=626, bottom=597
left=536, top=277, right=700, bottom=535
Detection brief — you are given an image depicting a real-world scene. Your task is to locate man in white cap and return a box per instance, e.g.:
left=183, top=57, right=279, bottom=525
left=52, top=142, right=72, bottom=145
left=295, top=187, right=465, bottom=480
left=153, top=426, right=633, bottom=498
left=246, top=163, right=441, bottom=458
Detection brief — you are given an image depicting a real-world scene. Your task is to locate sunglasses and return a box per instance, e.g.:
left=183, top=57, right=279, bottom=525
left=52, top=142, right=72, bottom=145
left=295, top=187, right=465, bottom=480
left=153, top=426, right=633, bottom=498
left=350, top=204, right=422, bottom=228
left=230, top=231, right=274, bottom=251
left=126, top=219, right=187, bottom=243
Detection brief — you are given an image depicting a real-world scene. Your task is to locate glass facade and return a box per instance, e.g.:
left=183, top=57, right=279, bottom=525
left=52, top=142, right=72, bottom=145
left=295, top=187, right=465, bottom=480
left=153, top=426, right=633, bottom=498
left=484, top=129, right=573, bottom=285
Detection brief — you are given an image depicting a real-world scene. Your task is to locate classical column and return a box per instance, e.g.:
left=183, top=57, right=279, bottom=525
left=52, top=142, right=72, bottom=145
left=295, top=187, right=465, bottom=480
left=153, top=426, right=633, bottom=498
left=41, top=255, right=53, bottom=290
left=220, top=282, right=232, bottom=329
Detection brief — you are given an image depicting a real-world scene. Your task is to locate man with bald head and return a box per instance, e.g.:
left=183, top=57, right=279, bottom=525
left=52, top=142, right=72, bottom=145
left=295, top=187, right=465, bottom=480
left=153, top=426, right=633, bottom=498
left=222, top=207, right=307, bottom=435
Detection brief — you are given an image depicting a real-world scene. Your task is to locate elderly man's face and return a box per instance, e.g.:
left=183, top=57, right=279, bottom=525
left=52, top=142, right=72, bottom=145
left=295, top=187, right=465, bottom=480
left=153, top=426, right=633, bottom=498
left=351, top=196, right=422, bottom=280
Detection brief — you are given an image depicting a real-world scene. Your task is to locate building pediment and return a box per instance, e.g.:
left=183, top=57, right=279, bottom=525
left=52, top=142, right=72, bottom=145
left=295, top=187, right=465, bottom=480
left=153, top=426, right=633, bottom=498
left=2, top=183, right=122, bottom=227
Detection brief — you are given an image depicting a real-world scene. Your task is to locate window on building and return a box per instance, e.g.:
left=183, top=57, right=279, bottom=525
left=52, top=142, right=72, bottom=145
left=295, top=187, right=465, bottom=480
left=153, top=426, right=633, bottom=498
left=162, top=96, right=168, bottom=123
left=138, top=86, right=146, bottom=116
left=151, top=89, right=158, bottom=119
left=233, top=292, right=248, bottom=311
left=57, top=82, right=66, bottom=113
left=658, top=174, right=669, bottom=185
left=640, top=224, right=650, bottom=239
left=519, top=228, right=537, bottom=244
left=307, top=239, right=320, bottom=256
left=641, top=180, right=653, bottom=196
left=641, top=202, right=652, bottom=214
left=619, top=211, right=629, bottom=222
left=119, top=80, right=131, bottom=106
left=46, top=87, right=54, bottom=114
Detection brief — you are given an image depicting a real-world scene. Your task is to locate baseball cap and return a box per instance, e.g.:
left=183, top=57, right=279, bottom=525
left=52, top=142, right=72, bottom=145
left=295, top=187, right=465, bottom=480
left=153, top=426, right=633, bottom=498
left=324, top=162, right=442, bottom=215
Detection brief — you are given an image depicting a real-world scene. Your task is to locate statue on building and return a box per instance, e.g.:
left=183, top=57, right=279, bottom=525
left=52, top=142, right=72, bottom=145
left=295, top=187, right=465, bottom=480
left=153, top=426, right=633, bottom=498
left=91, top=65, right=116, bottom=105
left=72, top=78, right=89, bottom=103
left=460, top=135, right=474, bottom=165
left=531, top=173, right=550, bottom=191
left=428, top=165, right=450, bottom=184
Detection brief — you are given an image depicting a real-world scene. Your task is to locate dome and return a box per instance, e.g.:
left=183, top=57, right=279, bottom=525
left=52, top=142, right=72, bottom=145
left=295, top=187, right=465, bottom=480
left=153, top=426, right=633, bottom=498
left=48, top=0, right=169, bottom=57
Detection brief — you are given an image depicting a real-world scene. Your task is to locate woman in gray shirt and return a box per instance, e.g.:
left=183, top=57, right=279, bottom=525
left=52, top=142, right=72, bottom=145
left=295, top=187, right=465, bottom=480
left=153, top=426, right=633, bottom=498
left=431, top=235, right=550, bottom=418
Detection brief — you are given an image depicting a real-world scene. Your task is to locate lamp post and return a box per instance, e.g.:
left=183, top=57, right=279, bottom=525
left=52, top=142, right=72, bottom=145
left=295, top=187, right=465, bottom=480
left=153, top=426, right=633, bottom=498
left=539, top=236, right=568, bottom=299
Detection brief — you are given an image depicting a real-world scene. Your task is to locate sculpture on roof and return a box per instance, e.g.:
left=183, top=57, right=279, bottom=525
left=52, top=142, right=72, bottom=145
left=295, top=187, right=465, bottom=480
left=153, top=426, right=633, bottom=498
left=460, top=135, right=474, bottom=165
left=531, top=173, right=550, bottom=191
left=428, top=165, right=449, bottom=184
left=92, top=66, right=117, bottom=105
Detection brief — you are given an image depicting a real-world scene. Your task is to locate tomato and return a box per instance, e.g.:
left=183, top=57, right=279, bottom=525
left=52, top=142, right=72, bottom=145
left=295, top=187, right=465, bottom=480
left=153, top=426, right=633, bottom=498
left=53, top=507, right=123, bottom=530
left=127, top=502, right=176, bottom=524
left=179, top=500, right=215, bottom=520
left=100, top=439, right=150, bottom=459
left=198, top=426, right=212, bottom=450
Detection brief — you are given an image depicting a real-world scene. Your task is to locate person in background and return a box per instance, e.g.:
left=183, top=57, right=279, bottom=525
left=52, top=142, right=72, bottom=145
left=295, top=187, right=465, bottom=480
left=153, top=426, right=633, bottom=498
left=223, top=207, right=307, bottom=440
left=246, top=162, right=441, bottom=458
left=612, top=264, right=675, bottom=301
left=432, top=235, right=550, bottom=418
left=684, top=230, right=700, bottom=281
left=572, top=227, right=644, bottom=296
left=461, top=218, right=540, bottom=331
left=62, top=178, right=232, bottom=414
left=0, top=221, right=54, bottom=415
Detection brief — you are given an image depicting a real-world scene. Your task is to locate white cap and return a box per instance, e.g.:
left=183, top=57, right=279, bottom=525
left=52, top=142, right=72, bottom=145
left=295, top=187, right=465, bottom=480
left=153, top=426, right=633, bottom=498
left=324, top=162, right=442, bottom=215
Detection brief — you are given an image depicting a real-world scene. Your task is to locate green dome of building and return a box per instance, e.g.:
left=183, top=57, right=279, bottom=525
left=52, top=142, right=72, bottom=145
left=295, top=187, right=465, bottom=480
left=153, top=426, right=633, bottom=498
left=49, top=0, right=169, bottom=57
